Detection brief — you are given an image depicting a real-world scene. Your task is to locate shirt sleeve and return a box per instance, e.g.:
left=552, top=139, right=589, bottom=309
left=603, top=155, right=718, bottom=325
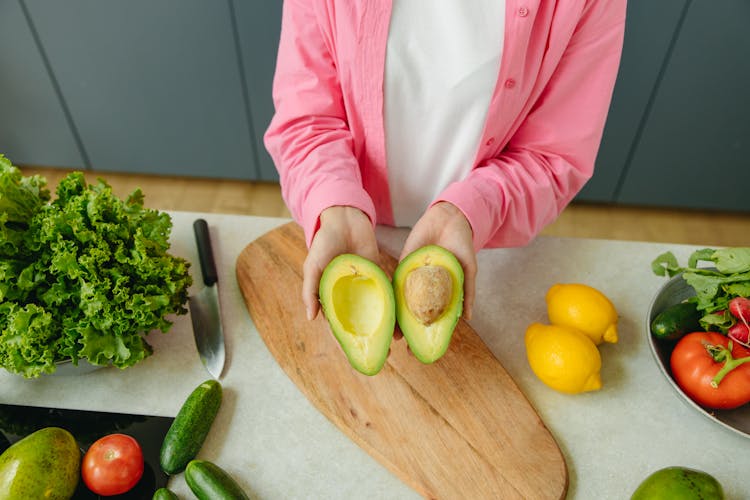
left=435, top=0, right=627, bottom=251
left=263, top=0, right=376, bottom=248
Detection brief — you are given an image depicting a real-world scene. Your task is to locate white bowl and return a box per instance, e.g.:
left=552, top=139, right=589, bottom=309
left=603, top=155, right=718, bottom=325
left=647, top=273, right=750, bottom=439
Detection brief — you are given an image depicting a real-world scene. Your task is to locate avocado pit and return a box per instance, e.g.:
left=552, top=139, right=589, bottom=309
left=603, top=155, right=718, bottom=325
left=394, top=245, right=464, bottom=364
left=404, top=265, right=453, bottom=325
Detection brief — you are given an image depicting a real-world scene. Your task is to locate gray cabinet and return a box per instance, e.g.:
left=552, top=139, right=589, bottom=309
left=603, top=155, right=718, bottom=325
left=0, top=0, right=84, bottom=168
left=583, top=0, right=750, bottom=213
left=234, top=0, right=283, bottom=181
left=24, top=0, right=258, bottom=179
left=1, top=2, right=748, bottom=211
left=579, top=0, right=689, bottom=202
left=615, top=0, right=750, bottom=212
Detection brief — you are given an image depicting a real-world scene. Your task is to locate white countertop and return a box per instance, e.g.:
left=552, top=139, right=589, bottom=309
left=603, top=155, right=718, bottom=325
left=1, top=211, right=747, bottom=500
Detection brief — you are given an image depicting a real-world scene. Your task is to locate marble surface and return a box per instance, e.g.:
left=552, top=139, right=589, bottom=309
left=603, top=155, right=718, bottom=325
left=1, top=211, right=747, bottom=499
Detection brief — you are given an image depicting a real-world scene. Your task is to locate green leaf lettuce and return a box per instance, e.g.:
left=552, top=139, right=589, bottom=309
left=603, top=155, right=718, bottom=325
left=0, top=156, right=191, bottom=377
left=651, top=246, right=750, bottom=334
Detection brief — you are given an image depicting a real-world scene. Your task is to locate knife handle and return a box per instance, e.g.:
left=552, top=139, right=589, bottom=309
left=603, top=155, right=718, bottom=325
left=193, top=219, right=218, bottom=286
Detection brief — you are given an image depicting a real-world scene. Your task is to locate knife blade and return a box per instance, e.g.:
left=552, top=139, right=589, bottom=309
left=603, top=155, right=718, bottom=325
left=189, top=218, right=226, bottom=379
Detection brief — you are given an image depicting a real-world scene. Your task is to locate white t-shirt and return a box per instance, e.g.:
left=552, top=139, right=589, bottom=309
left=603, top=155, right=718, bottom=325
left=384, top=0, right=505, bottom=227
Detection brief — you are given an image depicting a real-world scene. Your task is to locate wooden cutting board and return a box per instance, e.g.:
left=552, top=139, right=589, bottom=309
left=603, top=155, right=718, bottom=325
left=235, top=222, right=568, bottom=500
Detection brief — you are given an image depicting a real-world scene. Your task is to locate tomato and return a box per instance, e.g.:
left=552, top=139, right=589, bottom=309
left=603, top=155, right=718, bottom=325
left=670, top=331, right=750, bottom=410
left=82, top=433, right=144, bottom=496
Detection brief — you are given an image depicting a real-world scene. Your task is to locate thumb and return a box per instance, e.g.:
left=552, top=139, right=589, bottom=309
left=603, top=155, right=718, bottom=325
left=399, top=227, right=428, bottom=262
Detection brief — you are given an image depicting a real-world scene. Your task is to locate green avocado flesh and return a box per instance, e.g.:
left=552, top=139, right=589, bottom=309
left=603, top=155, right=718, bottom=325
left=319, top=254, right=395, bottom=376
left=0, top=427, right=80, bottom=500
left=393, top=245, right=464, bottom=364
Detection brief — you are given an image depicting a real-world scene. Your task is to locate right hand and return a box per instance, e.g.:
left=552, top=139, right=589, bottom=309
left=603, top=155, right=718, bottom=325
left=303, top=206, right=379, bottom=320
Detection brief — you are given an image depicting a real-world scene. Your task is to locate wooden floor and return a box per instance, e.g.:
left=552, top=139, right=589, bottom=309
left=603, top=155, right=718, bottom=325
left=18, top=166, right=750, bottom=248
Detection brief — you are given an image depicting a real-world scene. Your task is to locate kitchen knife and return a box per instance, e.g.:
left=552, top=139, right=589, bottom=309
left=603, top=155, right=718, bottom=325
left=189, top=219, right=226, bottom=379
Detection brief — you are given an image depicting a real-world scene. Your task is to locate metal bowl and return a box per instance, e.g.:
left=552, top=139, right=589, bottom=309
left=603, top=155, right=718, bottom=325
left=647, top=273, right=750, bottom=439
left=52, top=358, right=106, bottom=376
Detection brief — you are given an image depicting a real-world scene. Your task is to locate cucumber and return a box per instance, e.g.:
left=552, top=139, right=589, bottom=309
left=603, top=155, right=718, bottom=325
left=651, top=302, right=701, bottom=341
left=152, top=487, right=179, bottom=500
left=160, top=379, right=223, bottom=474
left=185, top=460, right=250, bottom=500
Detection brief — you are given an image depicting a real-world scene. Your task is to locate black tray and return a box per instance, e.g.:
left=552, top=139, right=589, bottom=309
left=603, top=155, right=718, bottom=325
left=0, top=403, right=174, bottom=499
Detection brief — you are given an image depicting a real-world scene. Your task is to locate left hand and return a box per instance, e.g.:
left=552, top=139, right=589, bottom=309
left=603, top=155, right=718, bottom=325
left=400, top=202, right=477, bottom=321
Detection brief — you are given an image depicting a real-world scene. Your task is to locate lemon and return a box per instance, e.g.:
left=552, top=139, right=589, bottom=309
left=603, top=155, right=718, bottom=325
left=525, top=322, right=602, bottom=394
left=545, top=283, right=618, bottom=345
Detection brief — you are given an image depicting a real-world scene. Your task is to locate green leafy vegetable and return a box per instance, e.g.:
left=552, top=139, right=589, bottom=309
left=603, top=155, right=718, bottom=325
left=651, top=247, right=750, bottom=333
left=0, top=155, right=191, bottom=377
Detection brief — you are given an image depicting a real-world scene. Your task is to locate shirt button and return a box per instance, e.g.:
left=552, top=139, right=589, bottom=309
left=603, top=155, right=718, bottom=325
left=518, top=6, right=529, bottom=17
left=504, top=78, right=516, bottom=89
left=485, top=137, right=495, bottom=146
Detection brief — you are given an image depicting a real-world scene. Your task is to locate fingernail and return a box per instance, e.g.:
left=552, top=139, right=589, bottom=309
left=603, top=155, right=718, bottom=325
left=306, top=307, right=313, bottom=321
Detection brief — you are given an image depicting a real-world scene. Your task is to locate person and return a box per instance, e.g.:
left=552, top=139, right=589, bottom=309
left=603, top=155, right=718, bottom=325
left=264, top=0, right=626, bottom=322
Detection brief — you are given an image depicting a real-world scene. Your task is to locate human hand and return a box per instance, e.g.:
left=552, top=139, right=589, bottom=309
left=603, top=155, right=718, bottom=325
left=303, top=206, right=379, bottom=320
left=399, top=202, right=477, bottom=321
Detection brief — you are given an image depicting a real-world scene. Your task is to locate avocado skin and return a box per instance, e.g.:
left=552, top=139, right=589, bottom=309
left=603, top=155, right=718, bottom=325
left=0, top=427, right=80, bottom=500
left=393, top=245, right=464, bottom=364
left=631, top=467, right=724, bottom=500
left=319, top=253, right=395, bottom=376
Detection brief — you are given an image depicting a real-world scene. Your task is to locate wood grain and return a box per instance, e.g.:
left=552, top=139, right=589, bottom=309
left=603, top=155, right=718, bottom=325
left=236, top=222, right=568, bottom=500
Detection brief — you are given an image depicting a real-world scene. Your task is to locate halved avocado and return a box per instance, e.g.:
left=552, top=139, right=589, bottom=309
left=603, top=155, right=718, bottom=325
left=318, top=254, right=395, bottom=376
left=393, top=245, right=464, bottom=364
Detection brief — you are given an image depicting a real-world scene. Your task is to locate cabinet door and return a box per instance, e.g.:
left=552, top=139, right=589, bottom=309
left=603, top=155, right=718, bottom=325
left=24, top=0, right=258, bottom=179
left=234, top=0, right=282, bottom=181
left=0, top=0, right=84, bottom=169
left=616, top=1, right=750, bottom=212
left=577, top=0, right=689, bottom=202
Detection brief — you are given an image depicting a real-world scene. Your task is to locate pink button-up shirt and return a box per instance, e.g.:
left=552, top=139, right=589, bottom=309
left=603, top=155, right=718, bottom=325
left=265, top=0, right=626, bottom=250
